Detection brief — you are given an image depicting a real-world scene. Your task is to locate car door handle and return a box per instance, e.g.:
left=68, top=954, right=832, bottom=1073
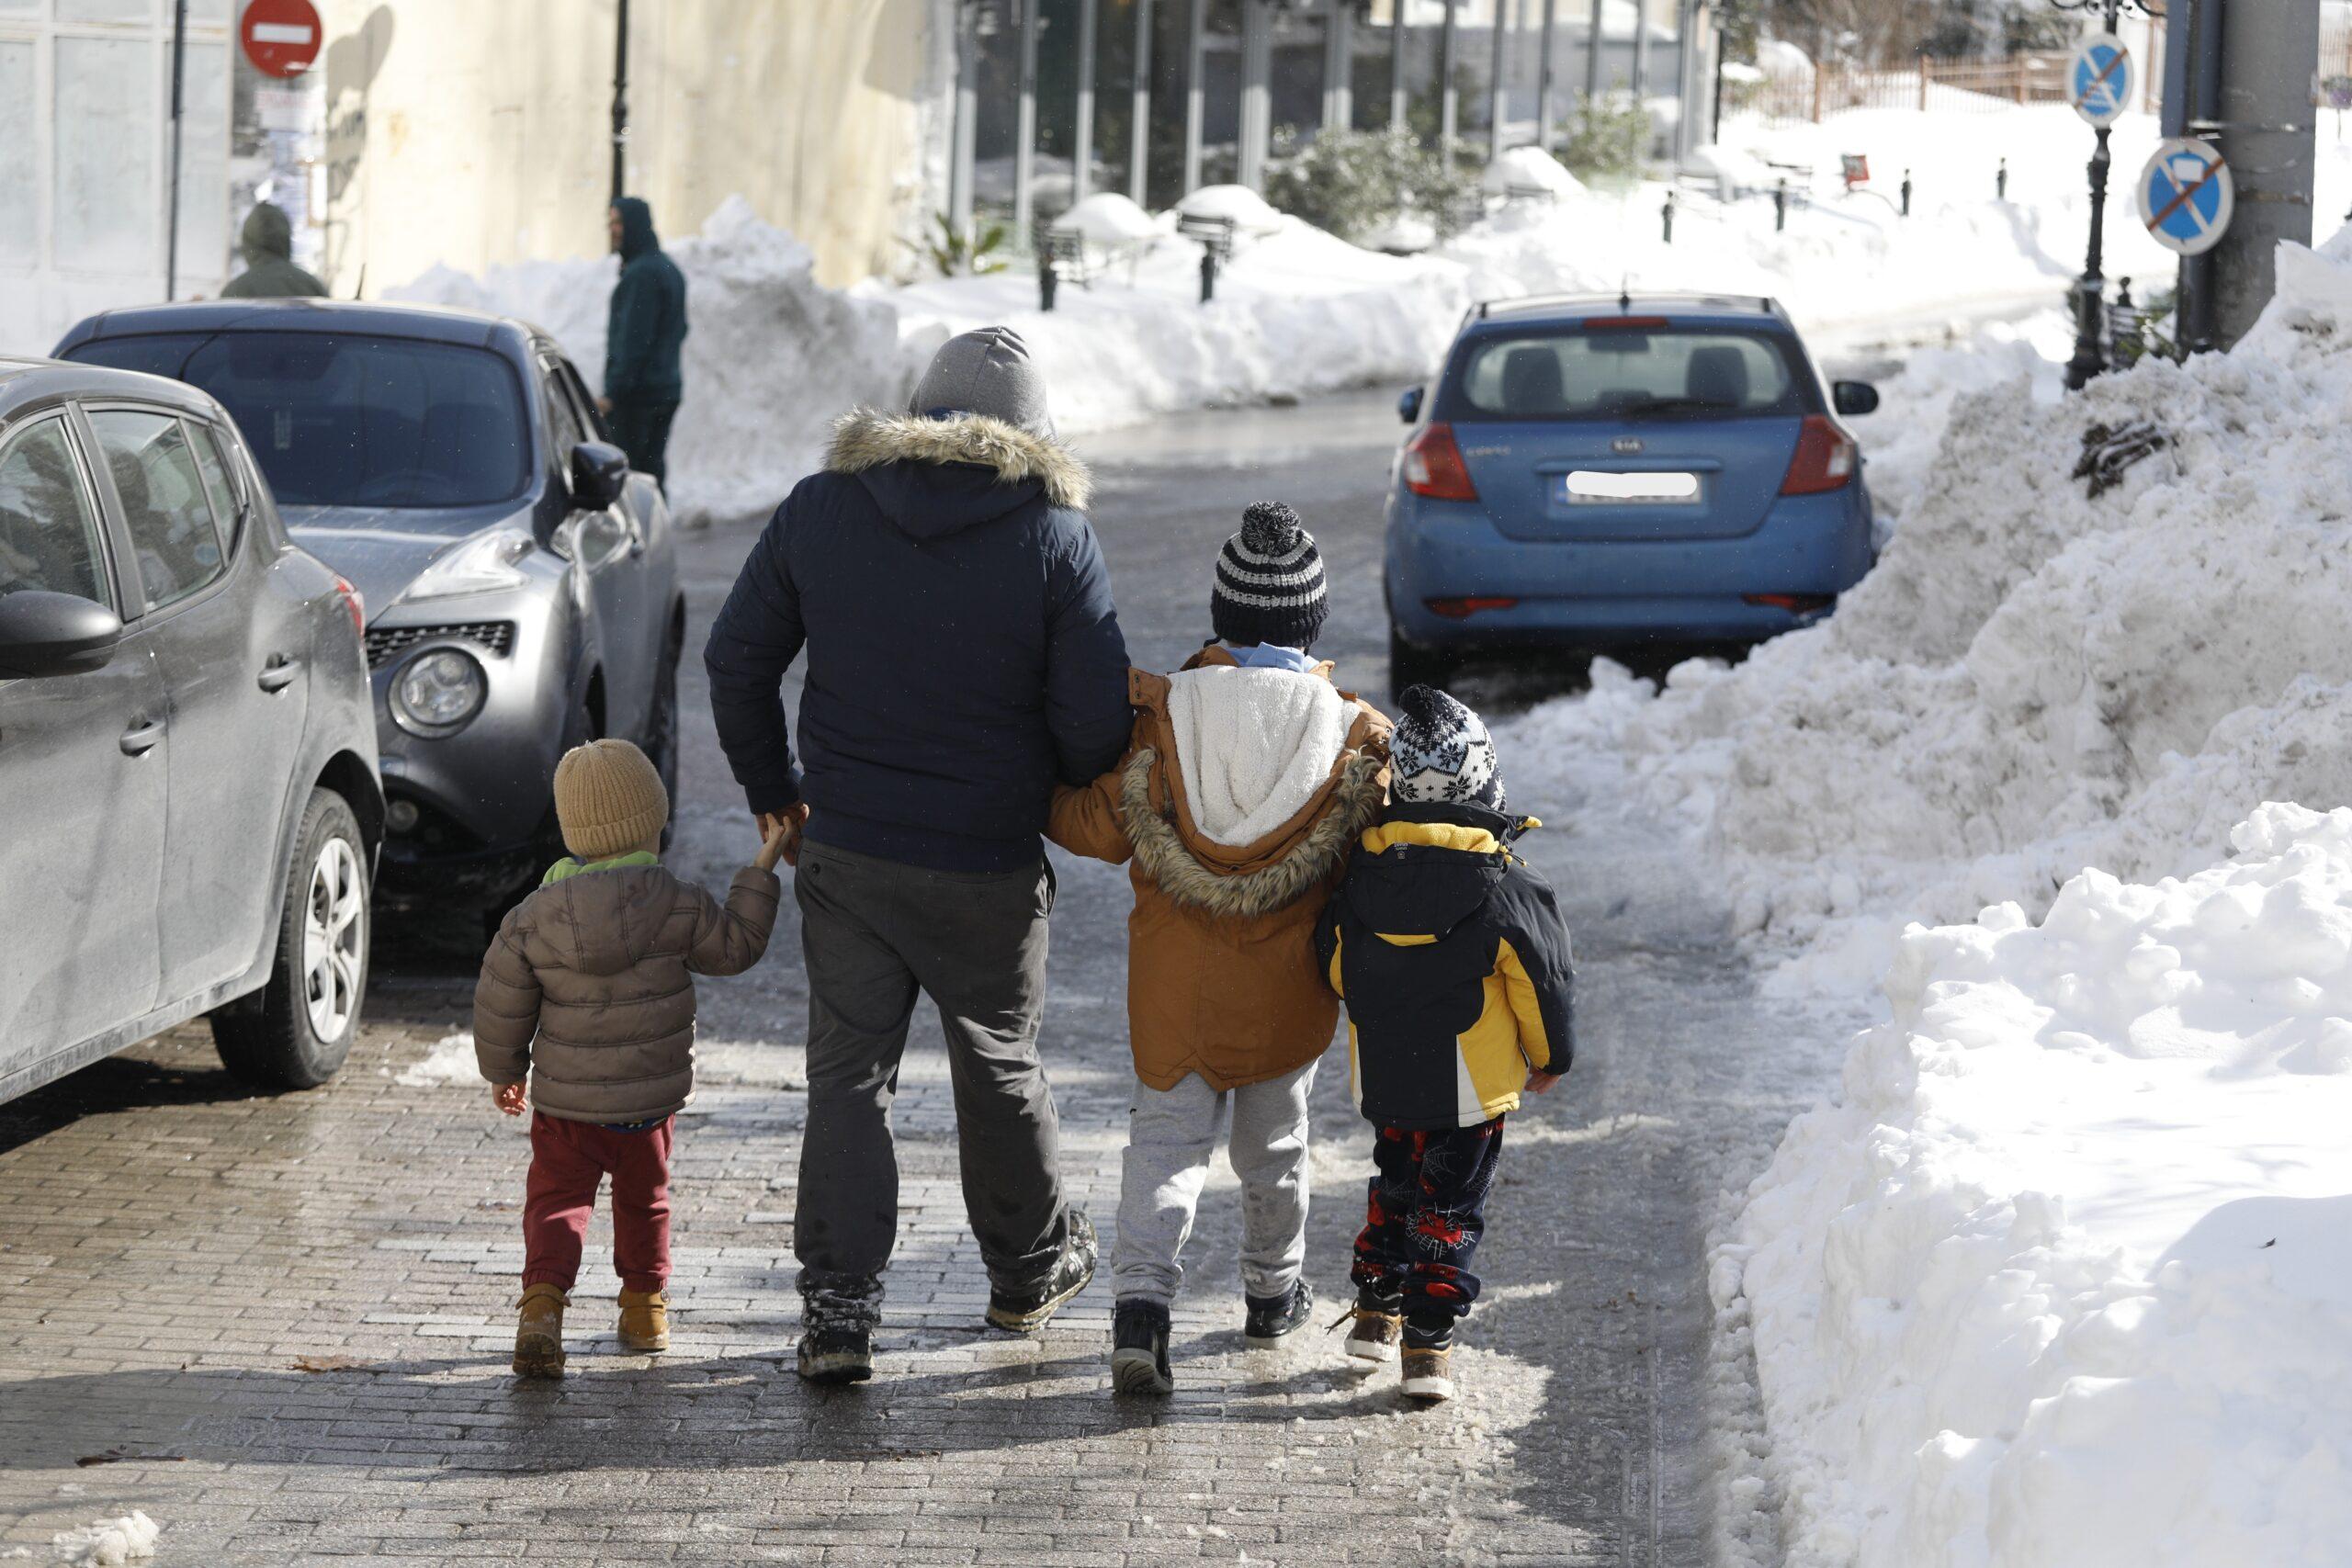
left=258, top=654, right=304, bottom=693
left=119, top=717, right=165, bottom=756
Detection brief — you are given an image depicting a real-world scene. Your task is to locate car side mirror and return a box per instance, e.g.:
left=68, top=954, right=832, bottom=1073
left=1397, top=385, right=1424, bottom=424
left=570, top=441, right=630, bottom=512
left=1832, top=380, right=1880, bottom=416
left=0, top=591, right=124, bottom=679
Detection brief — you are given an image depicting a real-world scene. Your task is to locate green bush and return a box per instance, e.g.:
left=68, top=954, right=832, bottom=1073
left=1558, top=94, right=1652, bottom=183
left=1264, top=127, right=1480, bottom=246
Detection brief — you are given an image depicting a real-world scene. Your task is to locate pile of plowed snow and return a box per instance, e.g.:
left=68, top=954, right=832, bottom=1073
left=1716, top=801, right=2352, bottom=1566
left=1510, top=228, right=2352, bottom=997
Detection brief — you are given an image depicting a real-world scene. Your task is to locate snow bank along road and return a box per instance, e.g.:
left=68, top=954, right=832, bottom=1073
left=0, top=391, right=1846, bottom=1565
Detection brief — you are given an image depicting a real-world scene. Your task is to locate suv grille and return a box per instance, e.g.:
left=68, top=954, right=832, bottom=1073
left=365, top=621, right=515, bottom=671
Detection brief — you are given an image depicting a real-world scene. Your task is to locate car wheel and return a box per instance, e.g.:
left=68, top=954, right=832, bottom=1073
left=1387, top=621, right=1458, bottom=698
left=211, top=788, right=369, bottom=1089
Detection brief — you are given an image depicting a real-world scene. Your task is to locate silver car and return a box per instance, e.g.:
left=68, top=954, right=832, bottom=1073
left=0, top=357, right=382, bottom=1104
left=58, top=301, right=684, bottom=908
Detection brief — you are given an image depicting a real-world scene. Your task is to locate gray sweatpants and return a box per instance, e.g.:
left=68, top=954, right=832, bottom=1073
left=793, top=839, right=1069, bottom=1327
left=1113, top=1060, right=1317, bottom=1309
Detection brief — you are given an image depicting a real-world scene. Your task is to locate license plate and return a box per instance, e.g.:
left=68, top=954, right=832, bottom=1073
left=1563, top=470, right=1702, bottom=504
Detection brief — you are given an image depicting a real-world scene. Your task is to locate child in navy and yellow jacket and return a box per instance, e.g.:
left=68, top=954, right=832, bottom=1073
left=1314, top=685, right=1574, bottom=1403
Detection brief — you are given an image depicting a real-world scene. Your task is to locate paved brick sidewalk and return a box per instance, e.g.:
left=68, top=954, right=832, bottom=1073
left=0, top=814, right=1705, bottom=1566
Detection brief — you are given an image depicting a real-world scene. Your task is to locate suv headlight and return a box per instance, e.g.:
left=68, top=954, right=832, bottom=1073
left=401, top=526, right=536, bottom=603
left=392, top=648, right=488, bottom=732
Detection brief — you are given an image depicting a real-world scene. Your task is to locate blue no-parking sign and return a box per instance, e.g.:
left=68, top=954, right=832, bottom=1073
left=2069, top=37, right=2132, bottom=128
left=2136, top=138, right=2233, bottom=257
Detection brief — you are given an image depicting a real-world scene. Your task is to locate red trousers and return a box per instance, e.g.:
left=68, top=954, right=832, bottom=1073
left=522, top=1111, right=674, bottom=1293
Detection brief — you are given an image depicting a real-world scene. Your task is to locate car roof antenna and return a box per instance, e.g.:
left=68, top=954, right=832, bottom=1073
left=1619, top=278, right=1632, bottom=314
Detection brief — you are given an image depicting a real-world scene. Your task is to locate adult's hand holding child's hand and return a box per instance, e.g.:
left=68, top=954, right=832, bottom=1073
left=755, top=803, right=810, bottom=870
left=1525, top=1070, right=1563, bottom=1095
left=493, top=1082, right=527, bottom=1116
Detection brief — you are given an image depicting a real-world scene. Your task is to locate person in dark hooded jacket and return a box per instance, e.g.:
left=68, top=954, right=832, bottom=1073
left=599, top=197, right=688, bottom=490
left=703, top=325, right=1132, bottom=1385
left=1316, top=685, right=1573, bottom=1406
left=220, top=202, right=326, bottom=299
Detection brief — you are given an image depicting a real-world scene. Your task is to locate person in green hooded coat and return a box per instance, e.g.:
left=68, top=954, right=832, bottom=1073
left=220, top=202, right=327, bottom=299
left=597, top=197, right=688, bottom=493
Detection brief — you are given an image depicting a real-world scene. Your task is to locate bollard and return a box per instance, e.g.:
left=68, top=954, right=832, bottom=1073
left=1901, top=169, right=1912, bottom=217
left=1996, top=157, right=2007, bottom=200
left=1774, top=178, right=1787, bottom=232
left=1662, top=187, right=1675, bottom=244
left=1200, top=247, right=1217, bottom=305
left=1039, top=252, right=1058, bottom=313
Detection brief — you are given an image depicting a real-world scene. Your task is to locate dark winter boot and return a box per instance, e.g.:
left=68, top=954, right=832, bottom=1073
left=797, top=1323, right=873, bottom=1384
left=1110, top=1298, right=1174, bottom=1397
left=987, top=1208, right=1098, bottom=1332
left=1243, top=1278, right=1315, bottom=1345
left=1338, top=1283, right=1404, bottom=1364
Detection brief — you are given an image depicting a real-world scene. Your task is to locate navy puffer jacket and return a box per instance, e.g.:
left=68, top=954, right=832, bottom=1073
left=704, top=409, right=1134, bottom=873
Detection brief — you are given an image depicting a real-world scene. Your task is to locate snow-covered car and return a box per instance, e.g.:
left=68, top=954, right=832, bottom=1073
left=0, top=356, right=382, bottom=1104
left=1385, top=292, right=1880, bottom=688
left=57, top=301, right=685, bottom=908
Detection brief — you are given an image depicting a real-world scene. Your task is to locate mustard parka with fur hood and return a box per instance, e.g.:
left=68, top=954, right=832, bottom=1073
left=1049, top=646, right=1389, bottom=1091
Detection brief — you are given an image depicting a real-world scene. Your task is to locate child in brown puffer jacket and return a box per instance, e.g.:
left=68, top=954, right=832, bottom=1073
left=473, top=739, right=787, bottom=1379
left=1048, top=502, right=1389, bottom=1397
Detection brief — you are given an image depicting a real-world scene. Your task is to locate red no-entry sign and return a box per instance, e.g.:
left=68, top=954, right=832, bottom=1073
left=241, top=0, right=322, bottom=79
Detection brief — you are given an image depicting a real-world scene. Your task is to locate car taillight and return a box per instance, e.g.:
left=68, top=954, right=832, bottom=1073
left=1780, top=414, right=1858, bottom=495
left=1583, top=315, right=1669, bottom=331
left=1742, top=592, right=1836, bottom=615
left=1426, top=597, right=1519, bottom=619
left=334, top=574, right=365, bottom=636
left=1402, top=422, right=1479, bottom=501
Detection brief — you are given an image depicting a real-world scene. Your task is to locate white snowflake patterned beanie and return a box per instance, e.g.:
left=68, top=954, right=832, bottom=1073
left=1212, top=501, right=1329, bottom=650
left=1389, top=685, right=1506, bottom=811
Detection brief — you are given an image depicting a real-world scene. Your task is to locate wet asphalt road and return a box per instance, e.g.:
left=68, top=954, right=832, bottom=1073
left=0, top=389, right=1849, bottom=1565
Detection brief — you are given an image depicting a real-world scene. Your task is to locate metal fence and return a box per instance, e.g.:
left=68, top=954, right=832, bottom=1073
left=1746, top=51, right=2076, bottom=127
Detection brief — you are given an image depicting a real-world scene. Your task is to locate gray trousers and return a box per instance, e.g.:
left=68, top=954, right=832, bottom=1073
left=793, top=840, right=1067, bottom=1326
left=1113, top=1060, right=1317, bottom=1309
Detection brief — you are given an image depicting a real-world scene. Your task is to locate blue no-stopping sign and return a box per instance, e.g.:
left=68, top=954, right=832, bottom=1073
left=2069, top=37, right=2132, bottom=127
left=2136, top=138, right=2233, bottom=256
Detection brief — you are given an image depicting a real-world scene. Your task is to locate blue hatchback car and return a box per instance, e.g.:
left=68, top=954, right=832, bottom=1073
left=1385, top=292, right=1878, bottom=687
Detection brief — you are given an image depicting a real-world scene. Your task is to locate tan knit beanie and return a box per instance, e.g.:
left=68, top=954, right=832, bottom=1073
left=551, top=739, right=669, bottom=861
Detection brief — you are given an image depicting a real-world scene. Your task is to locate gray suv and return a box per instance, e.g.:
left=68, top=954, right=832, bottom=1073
left=57, top=301, right=684, bottom=908
left=0, top=357, right=382, bottom=1104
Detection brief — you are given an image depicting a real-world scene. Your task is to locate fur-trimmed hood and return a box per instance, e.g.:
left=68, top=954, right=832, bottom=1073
left=1124, top=748, right=1385, bottom=920
left=827, top=407, right=1092, bottom=513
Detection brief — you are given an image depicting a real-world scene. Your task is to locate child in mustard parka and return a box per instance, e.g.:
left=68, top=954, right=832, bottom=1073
left=1048, top=502, right=1388, bottom=1396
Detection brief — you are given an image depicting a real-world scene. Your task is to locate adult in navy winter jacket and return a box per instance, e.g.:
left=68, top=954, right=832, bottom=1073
left=702, top=327, right=1131, bottom=1382
left=598, top=197, right=687, bottom=489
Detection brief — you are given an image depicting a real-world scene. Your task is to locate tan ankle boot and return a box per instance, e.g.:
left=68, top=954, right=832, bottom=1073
left=618, top=1288, right=670, bottom=1353
left=514, top=1283, right=568, bottom=1379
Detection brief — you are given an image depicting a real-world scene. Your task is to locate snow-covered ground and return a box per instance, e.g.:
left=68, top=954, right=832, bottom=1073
left=1485, top=219, right=2352, bottom=1565
left=386, top=98, right=2199, bottom=525
left=1718, top=805, right=2352, bottom=1565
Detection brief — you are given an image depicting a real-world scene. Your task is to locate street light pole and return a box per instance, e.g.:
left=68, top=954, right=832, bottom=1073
left=610, top=0, right=629, bottom=205
left=165, top=0, right=186, bottom=300
left=2064, top=0, right=2121, bottom=391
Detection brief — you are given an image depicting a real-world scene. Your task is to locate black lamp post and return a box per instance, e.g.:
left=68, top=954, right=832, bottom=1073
left=2059, top=0, right=2151, bottom=391
left=610, top=0, right=630, bottom=206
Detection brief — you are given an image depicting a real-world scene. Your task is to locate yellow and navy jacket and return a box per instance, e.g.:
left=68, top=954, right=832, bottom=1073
left=1315, top=801, right=1574, bottom=1130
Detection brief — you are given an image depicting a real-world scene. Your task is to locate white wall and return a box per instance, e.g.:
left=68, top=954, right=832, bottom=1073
left=0, top=0, right=236, bottom=355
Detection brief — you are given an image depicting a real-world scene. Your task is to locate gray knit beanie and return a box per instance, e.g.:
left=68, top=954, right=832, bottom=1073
left=1212, top=501, right=1329, bottom=650
left=910, top=325, right=1054, bottom=437
left=1389, top=685, right=1506, bottom=810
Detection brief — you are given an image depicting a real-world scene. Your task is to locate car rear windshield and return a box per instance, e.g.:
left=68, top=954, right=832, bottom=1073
left=1448, top=326, right=1814, bottom=422
left=63, top=332, right=530, bottom=510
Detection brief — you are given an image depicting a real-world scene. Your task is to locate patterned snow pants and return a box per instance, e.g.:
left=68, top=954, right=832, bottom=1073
left=1351, top=1115, right=1505, bottom=1348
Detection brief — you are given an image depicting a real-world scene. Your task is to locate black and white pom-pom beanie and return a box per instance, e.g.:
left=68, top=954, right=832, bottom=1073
left=1211, top=501, right=1329, bottom=651
left=1389, top=685, right=1506, bottom=811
